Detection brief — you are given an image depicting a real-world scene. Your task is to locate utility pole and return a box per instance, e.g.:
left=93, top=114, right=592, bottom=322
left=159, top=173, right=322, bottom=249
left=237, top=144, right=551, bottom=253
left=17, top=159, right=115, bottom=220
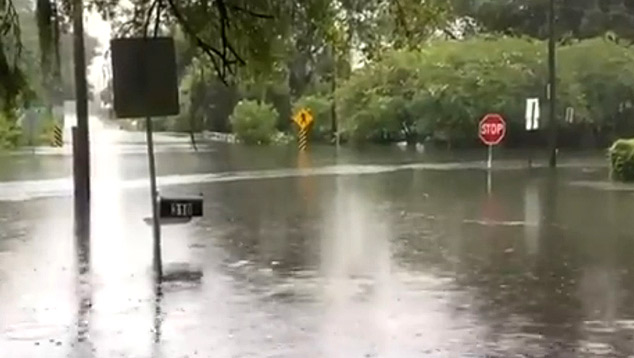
left=73, top=0, right=91, bottom=237
left=330, top=43, right=338, bottom=146
left=548, top=0, right=558, bottom=168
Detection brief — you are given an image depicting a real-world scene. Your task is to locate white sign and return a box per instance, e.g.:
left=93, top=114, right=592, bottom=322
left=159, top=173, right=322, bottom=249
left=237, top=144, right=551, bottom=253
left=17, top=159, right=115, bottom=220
left=22, top=109, right=39, bottom=146
left=565, top=107, right=575, bottom=123
left=525, top=98, right=540, bottom=131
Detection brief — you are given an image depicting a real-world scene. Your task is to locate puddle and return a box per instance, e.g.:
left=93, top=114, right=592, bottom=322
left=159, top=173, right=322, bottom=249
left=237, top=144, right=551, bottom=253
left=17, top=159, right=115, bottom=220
left=3, top=322, right=68, bottom=341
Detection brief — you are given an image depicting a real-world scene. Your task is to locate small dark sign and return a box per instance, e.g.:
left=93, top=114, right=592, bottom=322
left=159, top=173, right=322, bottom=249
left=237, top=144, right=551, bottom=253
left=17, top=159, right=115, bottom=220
left=159, top=196, right=203, bottom=219
left=111, top=37, right=179, bottom=119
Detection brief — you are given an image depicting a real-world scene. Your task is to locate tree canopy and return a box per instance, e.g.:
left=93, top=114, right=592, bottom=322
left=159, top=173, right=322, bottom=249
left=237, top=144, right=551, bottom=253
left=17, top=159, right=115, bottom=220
left=336, top=36, right=634, bottom=146
left=453, top=0, right=634, bottom=41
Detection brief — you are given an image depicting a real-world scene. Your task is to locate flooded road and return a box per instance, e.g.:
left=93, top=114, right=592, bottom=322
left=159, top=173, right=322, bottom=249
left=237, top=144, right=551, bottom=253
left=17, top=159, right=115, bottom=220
left=1, top=122, right=633, bottom=357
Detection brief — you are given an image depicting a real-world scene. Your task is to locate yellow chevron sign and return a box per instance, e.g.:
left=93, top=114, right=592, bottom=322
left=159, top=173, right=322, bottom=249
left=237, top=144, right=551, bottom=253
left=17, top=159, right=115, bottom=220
left=53, top=125, right=63, bottom=147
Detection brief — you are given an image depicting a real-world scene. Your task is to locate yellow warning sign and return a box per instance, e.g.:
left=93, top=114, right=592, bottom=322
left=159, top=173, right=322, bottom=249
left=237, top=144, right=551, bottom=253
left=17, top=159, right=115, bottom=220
left=293, top=108, right=314, bottom=130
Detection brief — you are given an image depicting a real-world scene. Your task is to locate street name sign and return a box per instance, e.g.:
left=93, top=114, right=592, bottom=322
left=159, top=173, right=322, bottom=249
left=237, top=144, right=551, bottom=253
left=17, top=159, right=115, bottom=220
left=159, top=196, right=203, bottom=219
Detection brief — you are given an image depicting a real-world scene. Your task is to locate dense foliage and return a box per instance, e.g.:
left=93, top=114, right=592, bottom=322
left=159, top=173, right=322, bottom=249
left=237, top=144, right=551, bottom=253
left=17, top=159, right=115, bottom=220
left=609, top=139, right=634, bottom=182
left=0, top=0, right=100, bottom=148
left=293, top=95, right=332, bottom=141
left=229, top=100, right=279, bottom=145
left=336, top=37, right=634, bottom=146
left=0, top=112, right=22, bottom=149
left=452, top=0, right=634, bottom=41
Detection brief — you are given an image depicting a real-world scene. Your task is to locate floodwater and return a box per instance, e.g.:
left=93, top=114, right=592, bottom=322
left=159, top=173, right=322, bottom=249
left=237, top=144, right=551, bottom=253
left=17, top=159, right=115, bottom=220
left=1, top=120, right=633, bottom=357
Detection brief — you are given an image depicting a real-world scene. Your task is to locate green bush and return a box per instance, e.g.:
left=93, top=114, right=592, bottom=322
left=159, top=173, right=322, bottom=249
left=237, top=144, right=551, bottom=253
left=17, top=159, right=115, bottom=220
left=37, top=111, right=58, bottom=146
left=229, top=100, right=279, bottom=145
left=336, top=37, right=547, bottom=145
left=609, top=139, right=634, bottom=182
left=558, top=38, right=634, bottom=135
left=293, top=95, right=333, bottom=141
left=0, top=111, right=22, bottom=149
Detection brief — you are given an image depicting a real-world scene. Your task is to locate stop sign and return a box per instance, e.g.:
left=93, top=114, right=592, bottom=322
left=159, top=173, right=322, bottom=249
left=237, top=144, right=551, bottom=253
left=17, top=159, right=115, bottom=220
left=479, top=113, right=506, bottom=145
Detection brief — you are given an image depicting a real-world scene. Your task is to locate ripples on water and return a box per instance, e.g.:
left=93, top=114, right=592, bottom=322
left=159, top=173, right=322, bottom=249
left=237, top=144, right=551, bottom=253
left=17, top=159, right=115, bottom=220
left=0, top=159, right=610, bottom=202
left=3, top=141, right=634, bottom=357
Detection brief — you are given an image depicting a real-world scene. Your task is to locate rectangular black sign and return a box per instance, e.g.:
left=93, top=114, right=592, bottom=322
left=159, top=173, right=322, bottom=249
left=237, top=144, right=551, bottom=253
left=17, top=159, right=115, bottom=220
left=110, top=37, right=180, bottom=119
left=159, top=197, right=203, bottom=219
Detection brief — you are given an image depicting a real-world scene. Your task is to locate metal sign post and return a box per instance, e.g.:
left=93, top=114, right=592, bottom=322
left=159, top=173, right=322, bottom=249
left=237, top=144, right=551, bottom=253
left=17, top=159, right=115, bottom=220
left=111, top=37, right=193, bottom=283
left=146, top=116, right=162, bottom=279
left=487, top=145, right=493, bottom=170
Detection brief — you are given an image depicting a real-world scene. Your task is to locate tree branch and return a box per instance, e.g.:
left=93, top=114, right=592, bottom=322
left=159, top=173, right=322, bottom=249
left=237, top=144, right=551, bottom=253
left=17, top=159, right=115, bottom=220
left=164, top=0, right=243, bottom=84
left=1, top=0, right=22, bottom=66
left=443, top=28, right=458, bottom=40
left=227, top=4, right=273, bottom=19
left=142, top=0, right=158, bottom=37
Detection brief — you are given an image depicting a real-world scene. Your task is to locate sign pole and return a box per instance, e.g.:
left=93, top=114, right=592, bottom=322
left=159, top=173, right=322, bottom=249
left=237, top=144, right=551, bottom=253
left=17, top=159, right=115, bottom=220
left=487, top=145, right=493, bottom=194
left=298, top=128, right=308, bottom=151
left=527, top=134, right=532, bottom=169
left=487, top=145, right=493, bottom=170
left=528, top=146, right=533, bottom=169
left=146, top=116, right=162, bottom=282
left=487, top=168, right=492, bottom=195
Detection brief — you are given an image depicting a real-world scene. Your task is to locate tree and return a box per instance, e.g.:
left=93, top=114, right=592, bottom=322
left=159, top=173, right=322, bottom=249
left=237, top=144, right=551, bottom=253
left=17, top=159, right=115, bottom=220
left=452, top=0, right=634, bottom=41
left=36, top=0, right=63, bottom=107
left=14, top=0, right=99, bottom=105
left=337, top=36, right=634, bottom=147
left=0, top=0, right=30, bottom=116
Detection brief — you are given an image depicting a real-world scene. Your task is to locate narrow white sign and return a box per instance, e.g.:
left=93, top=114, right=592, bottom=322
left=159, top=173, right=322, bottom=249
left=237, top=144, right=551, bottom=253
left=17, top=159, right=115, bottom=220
left=565, top=107, right=575, bottom=123
left=525, top=98, right=540, bottom=131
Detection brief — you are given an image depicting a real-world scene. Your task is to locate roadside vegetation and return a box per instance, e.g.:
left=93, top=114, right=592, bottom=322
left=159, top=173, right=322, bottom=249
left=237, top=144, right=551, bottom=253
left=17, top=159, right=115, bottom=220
left=610, top=139, right=634, bottom=182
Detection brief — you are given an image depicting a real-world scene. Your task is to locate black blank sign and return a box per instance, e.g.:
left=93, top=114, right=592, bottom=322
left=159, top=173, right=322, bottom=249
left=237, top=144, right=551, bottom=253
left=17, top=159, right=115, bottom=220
left=111, top=37, right=179, bottom=119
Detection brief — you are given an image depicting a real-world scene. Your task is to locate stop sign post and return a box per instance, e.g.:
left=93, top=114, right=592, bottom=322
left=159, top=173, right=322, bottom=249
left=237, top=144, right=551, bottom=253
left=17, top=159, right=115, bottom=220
left=479, top=113, right=506, bottom=169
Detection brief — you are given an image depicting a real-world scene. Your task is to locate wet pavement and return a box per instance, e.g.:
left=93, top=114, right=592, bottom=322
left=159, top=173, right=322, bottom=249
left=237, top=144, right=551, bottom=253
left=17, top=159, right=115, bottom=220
left=1, top=120, right=634, bottom=357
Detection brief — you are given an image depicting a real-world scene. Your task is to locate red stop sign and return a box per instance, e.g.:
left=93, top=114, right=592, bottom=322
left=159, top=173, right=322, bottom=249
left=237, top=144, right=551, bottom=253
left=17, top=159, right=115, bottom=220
left=479, top=113, right=506, bottom=145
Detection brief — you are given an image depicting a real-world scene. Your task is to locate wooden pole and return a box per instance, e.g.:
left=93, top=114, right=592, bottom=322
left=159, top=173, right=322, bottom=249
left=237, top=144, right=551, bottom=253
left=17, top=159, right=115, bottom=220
left=73, top=0, right=91, bottom=236
left=548, top=0, right=558, bottom=168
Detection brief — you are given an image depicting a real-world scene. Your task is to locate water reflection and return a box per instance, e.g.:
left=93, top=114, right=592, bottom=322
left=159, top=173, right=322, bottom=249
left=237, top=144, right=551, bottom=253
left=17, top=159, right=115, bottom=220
left=8, top=136, right=634, bottom=357
left=318, top=175, right=393, bottom=357
left=151, top=284, right=163, bottom=358
left=524, top=181, right=540, bottom=256
left=73, top=227, right=93, bottom=357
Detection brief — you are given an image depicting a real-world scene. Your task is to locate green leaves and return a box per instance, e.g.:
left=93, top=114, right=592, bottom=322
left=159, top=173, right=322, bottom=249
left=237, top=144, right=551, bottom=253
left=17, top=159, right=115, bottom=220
left=610, top=139, right=634, bottom=182
left=293, top=94, right=332, bottom=141
left=229, top=100, right=279, bottom=145
left=453, top=0, right=634, bottom=41
left=337, top=36, right=634, bottom=145
left=558, top=38, right=634, bottom=126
